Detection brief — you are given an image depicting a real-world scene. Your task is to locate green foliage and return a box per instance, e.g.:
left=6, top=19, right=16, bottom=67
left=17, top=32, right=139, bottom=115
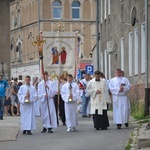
left=139, top=119, right=150, bottom=123
left=130, top=100, right=145, bottom=120
left=125, top=134, right=133, bottom=150
left=108, top=103, right=113, bottom=111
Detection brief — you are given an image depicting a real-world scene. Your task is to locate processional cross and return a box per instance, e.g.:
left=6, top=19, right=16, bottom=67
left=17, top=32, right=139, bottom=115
left=32, top=33, right=52, bottom=124
left=32, top=33, right=46, bottom=59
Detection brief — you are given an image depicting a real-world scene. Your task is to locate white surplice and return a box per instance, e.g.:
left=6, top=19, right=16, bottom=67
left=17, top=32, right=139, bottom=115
left=38, top=80, right=57, bottom=129
left=109, top=76, right=131, bottom=124
left=61, top=82, right=79, bottom=128
left=87, top=78, right=111, bottom=115
left=18, top=84, right=37, bottom=131
left=34, top=97, right=41, bottom=117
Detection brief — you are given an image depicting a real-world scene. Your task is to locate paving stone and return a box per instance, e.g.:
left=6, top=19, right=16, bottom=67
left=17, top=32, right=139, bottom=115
left=0, top=127, right=19, bottom=142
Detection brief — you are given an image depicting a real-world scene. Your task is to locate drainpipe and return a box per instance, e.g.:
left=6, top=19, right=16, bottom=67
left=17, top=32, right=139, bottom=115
left=144, top=0, right=149, bottom=116
left=38, top=0, right=40, bottom=32
left=96, top=0, right=100, bottom=70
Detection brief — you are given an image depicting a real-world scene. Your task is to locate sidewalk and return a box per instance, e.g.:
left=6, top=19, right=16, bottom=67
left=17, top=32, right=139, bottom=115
left=0, top=116, right=20, bottom=142
left=128, top=117, right=150, bottom=150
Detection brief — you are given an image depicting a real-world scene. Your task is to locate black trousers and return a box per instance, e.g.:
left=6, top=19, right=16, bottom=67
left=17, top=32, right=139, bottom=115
left=93, top=109, right=109, bottom=129
left=53, top=94, right=66, bottom=124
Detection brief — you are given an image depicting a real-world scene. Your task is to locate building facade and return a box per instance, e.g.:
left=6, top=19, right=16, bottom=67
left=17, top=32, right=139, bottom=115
left=98, top=0, right=150, bottom=101
left=10, top=0, right=96, bottom=83
left=0, top=0, right=10, bottom=79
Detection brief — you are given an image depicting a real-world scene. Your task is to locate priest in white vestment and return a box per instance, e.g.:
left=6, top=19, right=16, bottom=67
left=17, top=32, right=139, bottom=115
left=18, top=75, right=37, bottom=135
left=38, top=71, right=57, bottom=133
left=61, top=74, right=79, bottom=132
left=87, top=71, right=111, bottom=130
left=109, top=68, right=131, bottom=129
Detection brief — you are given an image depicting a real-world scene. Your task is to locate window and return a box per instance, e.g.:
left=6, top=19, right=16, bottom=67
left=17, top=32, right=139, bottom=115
left=121, top=37, right=124, bottom=71
left=19, top=75, right=22, bottom=80
left=108, top=54, right=111, bottom=79
left=16, top=36, right=22, bottom=62
left=11, top=38, right=15, bottom=63
left=101, top=52, right=104, bottom=72
left=11, top=13, right=14, bottom=29
left=17, top=9, right=21, bottom=27
left=108, top=0, right=110, bottom=15
left=53, top=0, right=62, bottom=19
left=104, top=50, right=108, bottom=79
left=134, top=28, right=138, bottom=75
left=72, top=1, right=80, bottom=19
left=100, top=0, right=103, bottom=23
left=104, top=0, right=107, bottom=19
left=141, top=23, right=145, bottom=73
left=129, top=32, right=132, bottom=77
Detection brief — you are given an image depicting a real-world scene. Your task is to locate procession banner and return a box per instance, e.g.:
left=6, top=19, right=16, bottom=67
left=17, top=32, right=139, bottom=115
left=43, top=32, right=76, bottom=80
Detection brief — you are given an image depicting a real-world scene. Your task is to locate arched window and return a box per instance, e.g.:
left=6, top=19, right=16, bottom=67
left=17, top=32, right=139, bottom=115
left=53, top=0, right=62, bottom=19
left=19, top=75, right=22, bottom=80
left=72, top=1, right=80, bottom=19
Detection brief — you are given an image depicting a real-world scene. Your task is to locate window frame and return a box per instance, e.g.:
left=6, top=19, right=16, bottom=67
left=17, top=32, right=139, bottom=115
left=72, top=1, right=80, bottom=20
left=52, top=0, right=62, bottom=19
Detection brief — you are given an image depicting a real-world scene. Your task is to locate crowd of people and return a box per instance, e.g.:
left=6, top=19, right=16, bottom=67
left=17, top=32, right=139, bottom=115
left=0, top=76, right=21, bottom=119
left=0, top=68, right=131, bottom=135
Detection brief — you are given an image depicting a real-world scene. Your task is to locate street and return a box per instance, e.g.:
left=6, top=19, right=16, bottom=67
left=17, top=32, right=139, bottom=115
left=0, top=112, right=136, bottom=150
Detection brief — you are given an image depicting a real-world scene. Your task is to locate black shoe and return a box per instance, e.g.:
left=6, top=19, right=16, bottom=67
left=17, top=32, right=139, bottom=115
left=22, top=130, right=26, bottom=134
left=0, top=117, right=3, bottom=120
left=48, top=128, right=53, bottom=133
left=27, top=130, right=32, bottom=135
left=63, top=123, right=66, bottom=126
left=88, top=114, right=92, bottom=118
left=96, top=128, right=100, bottom=130
left=125, top=123, right=129, bottom=127
left=117, top=124, right=122, bottom=129
left=82, top=115, right=87, bottom=118
left=41, top=127, right=47, bottom=133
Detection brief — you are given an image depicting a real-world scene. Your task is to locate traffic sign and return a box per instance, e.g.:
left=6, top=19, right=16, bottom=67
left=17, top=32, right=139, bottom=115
left=77, top=69, right=81, bottom=79
left=85, top=65, right=94, bottom=75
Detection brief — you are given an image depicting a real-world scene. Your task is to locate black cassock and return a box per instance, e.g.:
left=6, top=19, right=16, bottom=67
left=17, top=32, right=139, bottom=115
left=93, top=109, right=109, bottom=130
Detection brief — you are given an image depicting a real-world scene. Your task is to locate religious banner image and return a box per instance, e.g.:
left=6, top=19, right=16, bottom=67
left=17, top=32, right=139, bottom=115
left=43, top=32, right=76, bottom=80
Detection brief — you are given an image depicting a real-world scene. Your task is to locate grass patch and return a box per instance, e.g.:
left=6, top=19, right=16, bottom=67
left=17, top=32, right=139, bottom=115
left=125, top=132, right=133, bottom=150
left=138, top=119, right=150, bottom=123
left=131, top=100, right=145, bottom=120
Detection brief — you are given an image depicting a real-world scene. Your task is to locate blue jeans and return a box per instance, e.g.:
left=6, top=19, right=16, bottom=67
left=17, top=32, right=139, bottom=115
left=0, top=96, right=5, bottom=118
left=81, top=94, right=90, bottom=116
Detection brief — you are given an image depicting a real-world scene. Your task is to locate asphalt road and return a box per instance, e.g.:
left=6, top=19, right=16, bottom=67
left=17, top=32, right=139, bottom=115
left=0, top=112, right=136, bottom=150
